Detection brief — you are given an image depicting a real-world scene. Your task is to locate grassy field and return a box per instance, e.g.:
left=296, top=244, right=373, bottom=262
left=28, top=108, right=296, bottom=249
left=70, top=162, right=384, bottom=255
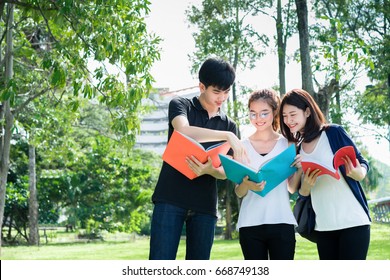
left=1, top=223, right=389, bottom=260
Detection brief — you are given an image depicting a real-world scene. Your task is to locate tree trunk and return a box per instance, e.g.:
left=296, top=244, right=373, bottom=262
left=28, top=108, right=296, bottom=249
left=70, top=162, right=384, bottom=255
left=222, top=43, right=240, bottom=240
left=276, top=0, right=287, bottom=95
left=232, top=44, right=239, bottom=120
left=317, top=79, right=339, bottom=121
left=0, top=3, right=14, bottom=249
left=224, top=180, right=232, bottom=240
left=28, top=145, right=39, bottom=245
left=295, top=0, right=315, bottom=96
left=330, top=21, right=341, bottom=124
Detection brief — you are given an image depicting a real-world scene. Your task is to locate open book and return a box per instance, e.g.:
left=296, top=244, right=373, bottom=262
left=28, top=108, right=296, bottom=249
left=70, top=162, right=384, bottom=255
left=301, top=146, right=357, bottom=180
left=219, top=144, right=297, bottom=197
left=162, top=130, right=231, bottom=180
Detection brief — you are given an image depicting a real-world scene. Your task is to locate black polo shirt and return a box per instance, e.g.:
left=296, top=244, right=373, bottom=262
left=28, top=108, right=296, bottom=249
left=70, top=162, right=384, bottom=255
left=152, top=96, right=238, bottom=217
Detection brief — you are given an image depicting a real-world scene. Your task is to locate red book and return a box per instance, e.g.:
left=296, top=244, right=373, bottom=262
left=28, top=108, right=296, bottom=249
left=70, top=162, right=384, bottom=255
left=162, top=130, right=231, bottom=179
left=301, top=146, right=357, bottom=180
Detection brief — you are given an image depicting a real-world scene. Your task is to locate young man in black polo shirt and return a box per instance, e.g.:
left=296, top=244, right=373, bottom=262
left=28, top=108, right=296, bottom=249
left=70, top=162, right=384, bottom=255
left=149, top=57, right=245, bottom=260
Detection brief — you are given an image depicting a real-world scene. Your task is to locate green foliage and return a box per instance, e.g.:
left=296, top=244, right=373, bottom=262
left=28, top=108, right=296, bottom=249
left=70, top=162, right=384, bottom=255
left=353, top=83, right=390, bottom=128
left=1, top=0, right=161, bottom=244
left=1, top=0, right=161, bottom=144
left=58, top=136, right=159, bottom=233
left=6, top=134, right=160, bottom=236
left=5, top=97, right=161, bottom=238
left=3, top=181, right=29, bottom=241
left=358, top=147, right=383, bottom=196
left=85, top=219, right=102, bottom=235
left=338, top=0, right=390, bottom=127
left=186, top=0, right=268, bottom=73
left=346, top=0, right=390, bottom=82
left=312, top=0, right=377, bottom=77
left=3, top=139, right=30, bottom=243
left=371, top=160, right=390, bottom=198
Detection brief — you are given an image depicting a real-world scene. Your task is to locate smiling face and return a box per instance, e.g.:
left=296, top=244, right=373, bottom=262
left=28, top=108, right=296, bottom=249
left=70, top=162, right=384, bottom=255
left=249, top=99, right=274, bottom=131
left=282, top=104, right=310, bottom=134
left=198, top=83, right=230, bottom=111
left=279, top=89, right=326, bottom=143
left=247, top=89, right=280, bottom=132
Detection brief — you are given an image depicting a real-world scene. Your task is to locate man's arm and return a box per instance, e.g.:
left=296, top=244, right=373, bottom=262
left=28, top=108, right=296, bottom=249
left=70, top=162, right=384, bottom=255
left=172, top=115, right=248, bottom=163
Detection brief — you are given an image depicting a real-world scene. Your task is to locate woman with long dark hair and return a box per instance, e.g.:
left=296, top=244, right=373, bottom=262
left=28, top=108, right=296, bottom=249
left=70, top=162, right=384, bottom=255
left=280, top=89, right=371, bottom=260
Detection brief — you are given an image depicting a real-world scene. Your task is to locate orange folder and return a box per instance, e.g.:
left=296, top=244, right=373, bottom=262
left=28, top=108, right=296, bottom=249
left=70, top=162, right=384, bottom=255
left=301, top=146, right=357, bottom=179
left=162, top=130, right=231, bottom=179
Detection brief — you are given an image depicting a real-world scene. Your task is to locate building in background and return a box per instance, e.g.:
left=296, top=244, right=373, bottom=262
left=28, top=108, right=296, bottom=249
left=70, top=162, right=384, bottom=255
left=134, top=87, right=198, bottom=155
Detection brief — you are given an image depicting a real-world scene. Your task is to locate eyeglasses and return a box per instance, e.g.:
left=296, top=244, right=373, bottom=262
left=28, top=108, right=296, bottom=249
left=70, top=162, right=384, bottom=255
left=249, top=111, right=271, bottom=120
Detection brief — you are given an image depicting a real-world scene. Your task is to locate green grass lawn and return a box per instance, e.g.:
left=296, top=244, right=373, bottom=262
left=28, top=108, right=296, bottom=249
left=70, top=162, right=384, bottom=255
left=1, top=223, right=389, bottom=260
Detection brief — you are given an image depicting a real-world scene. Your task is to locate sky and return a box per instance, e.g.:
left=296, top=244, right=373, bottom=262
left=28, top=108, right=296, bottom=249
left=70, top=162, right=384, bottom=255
left=145, top=0, right=390, bottom=166
left=145, top=0, right=302, bottom=92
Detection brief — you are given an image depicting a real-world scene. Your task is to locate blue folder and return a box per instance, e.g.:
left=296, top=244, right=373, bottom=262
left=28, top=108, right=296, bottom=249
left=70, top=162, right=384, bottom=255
left=219, top=144, right=297, bottom=197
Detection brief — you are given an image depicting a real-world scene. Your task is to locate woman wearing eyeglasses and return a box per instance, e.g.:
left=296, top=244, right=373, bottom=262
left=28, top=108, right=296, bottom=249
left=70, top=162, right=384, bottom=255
left=235, top=89, right=301, bottom=260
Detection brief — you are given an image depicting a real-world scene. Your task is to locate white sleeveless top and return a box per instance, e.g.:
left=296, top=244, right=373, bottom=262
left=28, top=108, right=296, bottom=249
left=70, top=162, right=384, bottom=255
left=237, top=136, right=297, bottom=229
left=300, top=132, right=370, bottom=231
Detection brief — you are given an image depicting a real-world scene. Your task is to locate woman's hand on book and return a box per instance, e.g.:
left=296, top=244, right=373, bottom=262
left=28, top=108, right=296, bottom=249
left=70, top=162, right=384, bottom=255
left=300, top=168, right=321, bottom=195
left=235, top=176, right=265, bottom=198
left=343, top=156, right=367, bottom=181
left=291, top=154, right=303, bottom=169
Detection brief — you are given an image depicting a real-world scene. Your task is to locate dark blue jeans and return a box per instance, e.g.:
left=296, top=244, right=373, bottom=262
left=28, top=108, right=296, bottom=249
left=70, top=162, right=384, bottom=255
left=149, top=202, right=217, bottom=260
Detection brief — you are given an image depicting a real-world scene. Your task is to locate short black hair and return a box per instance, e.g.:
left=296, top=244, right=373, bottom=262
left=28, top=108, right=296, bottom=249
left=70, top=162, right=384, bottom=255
left=198, top=57, right=235, bottom=90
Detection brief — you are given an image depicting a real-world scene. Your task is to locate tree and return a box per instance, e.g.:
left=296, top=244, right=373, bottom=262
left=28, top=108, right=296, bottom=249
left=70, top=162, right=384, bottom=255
left=1, top=2, right=15, bottom=247
left=275, top=0, right=296, bottom=95
left=307, top=0, right=371, bottom=123
left=249, top=0, right=297, bottom=95
left=28, top=144, right=38, bottom=245
left=3, top=138, right=29, bottom=244
left=186, top=0, right=268, bottom=119
left=0, top=0, right=160, bottom=247
left=295, top=0, right=315, bottom=96
left=345, top=0, right=390, bottom=146
left=58, top=135, right=159, bottom=234
left=5, top=99, right=161, bottom=243
left=295, top=0, right=342, bottom=118
left=295, top=0, right=339, bottom=119
left=291, top=0, right=384, bottom=195
left=16, top=90, right=80, bottom=244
